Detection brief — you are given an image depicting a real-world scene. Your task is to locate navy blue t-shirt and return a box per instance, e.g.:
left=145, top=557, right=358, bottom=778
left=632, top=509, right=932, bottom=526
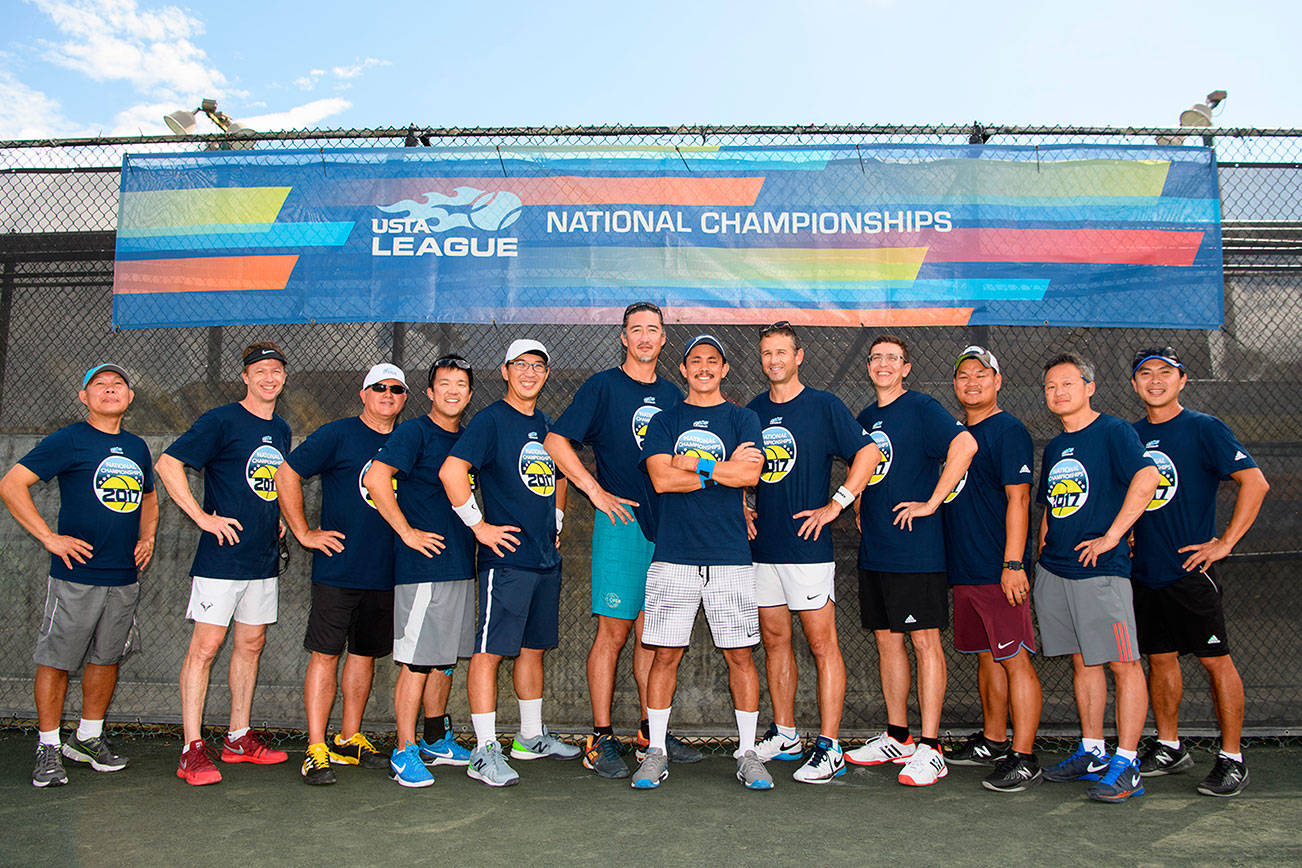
left=285, top=416, right=395, bottom=590
left=1131, top=409, right=1259, bottom=589
left=19, top=422, right=154, bottom=586
left=641, top=400, right=763, bottom=566
left=551, top=367, right=683, bottom=543
left=449, top=400, right=560, bottom=571
left=372, top=415, right=476, bottom=584
left=856, top=390, right=966, bottom=572
left=1037, top=413, right=1155, bottom=580
left=942, top=412, right=1034, bottom=586
left=747, top=387, right=873, bottom=564
left=164, top=402, right=291, bottom=580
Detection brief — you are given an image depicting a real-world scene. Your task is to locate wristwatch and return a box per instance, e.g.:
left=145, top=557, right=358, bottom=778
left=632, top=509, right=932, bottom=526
left=1002, top=560, right=1025, bottom=571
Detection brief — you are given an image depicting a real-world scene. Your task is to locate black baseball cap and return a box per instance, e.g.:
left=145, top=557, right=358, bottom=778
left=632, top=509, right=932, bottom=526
left=682, top=334, right=726, bottom=363
left=1131, top=346, right=1184, bottom=375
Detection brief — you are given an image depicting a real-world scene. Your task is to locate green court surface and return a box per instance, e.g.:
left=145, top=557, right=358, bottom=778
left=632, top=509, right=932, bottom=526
left=4, top=734, right=1301, bottom=867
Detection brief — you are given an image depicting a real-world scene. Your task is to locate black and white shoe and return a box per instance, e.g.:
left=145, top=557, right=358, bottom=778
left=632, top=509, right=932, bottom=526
left=982, top=753, right=1042, bottom=793
left=946, top=731, right=1011, bottom=766
left=1138, top=741, right=1194, bottom=777
left=1197, top=754, right=1249, bottom=797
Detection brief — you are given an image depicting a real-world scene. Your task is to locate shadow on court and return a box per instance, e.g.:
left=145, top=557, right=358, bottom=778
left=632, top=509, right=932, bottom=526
left=3, top=733, right=1301, bottom=867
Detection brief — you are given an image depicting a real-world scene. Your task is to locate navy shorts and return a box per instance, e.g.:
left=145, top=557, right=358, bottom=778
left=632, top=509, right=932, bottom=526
left=476, top=565, right=561, bottom=657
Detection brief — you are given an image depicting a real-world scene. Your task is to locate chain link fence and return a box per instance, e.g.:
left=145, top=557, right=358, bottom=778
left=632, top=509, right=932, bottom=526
left=1, top=125, right=1299, bottom=746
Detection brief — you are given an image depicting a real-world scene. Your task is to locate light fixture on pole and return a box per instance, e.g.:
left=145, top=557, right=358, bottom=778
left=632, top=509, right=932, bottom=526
left=163, top=98, right=257, bottom=149
left=1155, top=90, right=1226, bottom=146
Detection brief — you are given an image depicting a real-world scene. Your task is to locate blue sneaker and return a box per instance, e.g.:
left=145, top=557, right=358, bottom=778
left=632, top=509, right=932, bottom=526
left=390, top=744, right=435, bottom=788
left=417, top=733, right=471, bottom=767
left=1042, top=743, right=1111, bottom=783
left=1087, top=754, right=1145, bottom=803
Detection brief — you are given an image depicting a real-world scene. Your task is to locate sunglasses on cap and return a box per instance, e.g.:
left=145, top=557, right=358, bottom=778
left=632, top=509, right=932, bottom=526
left=623, top=301, right=662, bottom=318
left=433, top=356, right=472, bottom=371
left=367, top=383, right=407, bottom=394
left=759, top=320, right=793, bottom=337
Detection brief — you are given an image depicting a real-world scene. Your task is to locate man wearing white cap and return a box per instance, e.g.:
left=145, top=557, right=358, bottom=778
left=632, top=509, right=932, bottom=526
left=277, top=363, right=410, bottom=784
left=441, top=339, right=578, bottom=788
left=1, top=363, right=157, bottom=787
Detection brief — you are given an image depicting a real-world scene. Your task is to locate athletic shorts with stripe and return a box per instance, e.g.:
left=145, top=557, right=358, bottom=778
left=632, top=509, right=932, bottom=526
left=1133, top=567, right=1230, bottom=658
left=34, top=577, right=140, bottom=670
left=643, top=562, right=759, bottom=649
left=1032, top=563, right=1138, bottom=666
left=952, top=583, right=1037, bottom=659
left=393, top=579, right=476, bottom=667
left=476, top=565, right=561, bottom=657
left=755, top=562, right=835, bottom=611
left=590, top=514, right=654, bottom=620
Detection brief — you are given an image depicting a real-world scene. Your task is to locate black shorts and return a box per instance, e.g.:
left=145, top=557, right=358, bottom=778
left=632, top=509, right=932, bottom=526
left=858, top=569, right=948, bottom=633
left=304, top=583, right=394, bottom=658
left=1133, top=568, right=1229, bottom=658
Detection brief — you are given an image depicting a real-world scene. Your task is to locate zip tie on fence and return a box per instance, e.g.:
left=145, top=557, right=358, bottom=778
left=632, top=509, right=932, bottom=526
left=675, top=146, right=691, bottom=172
left=496, top=145, right=508, bottom=178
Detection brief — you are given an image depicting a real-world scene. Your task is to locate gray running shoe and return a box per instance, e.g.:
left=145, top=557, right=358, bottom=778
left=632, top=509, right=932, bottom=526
left=33, top=743, right=68, bottom=788
left=467, top=742, right=520, bottom=787
left=62, top=734, right=129, bottom=772
left=637, top=731, right=704, bottom=763
left=736, top=750, right=774, bottom=790
left=1138, top=741, right=1194, bottom=777
left=510, top=726, right=581, bottom=761
left=631, top=747, right=669, bottom=789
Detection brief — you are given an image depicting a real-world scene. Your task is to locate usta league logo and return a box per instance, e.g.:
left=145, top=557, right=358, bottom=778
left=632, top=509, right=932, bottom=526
left=93, top=455, right=145, bottom=513
left=246, top=445, right=284, bottom=502
left=518, top=441, right=556, bottom=497
left=674, top=428, right=725, bottom=461
left=760, top=426, right=797, bottom=484
left=359, top=459, right=397, bottom=509
left=1144, top=450, right=1178, bottom=511
left=1046, top=458, right=1089, bottom=518
left=867, top=430, right=893, bottom=486
left=632, top=404, right=662, bottom=449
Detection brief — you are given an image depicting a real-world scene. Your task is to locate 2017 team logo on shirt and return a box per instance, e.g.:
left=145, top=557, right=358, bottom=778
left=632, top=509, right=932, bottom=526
left=674, top=428, right=726, bottom=461
left=93, top=455, right=145, bottom=513
left=518, top=441, right=556, bottom=497
left=867, top=430, right=893, bottom=485
left=1046, top=458, right=1089, bottom=518
left=358, top=459, right=398, bottom=509
left=760, top=426, right=797, bottom=484
left=632, top=405, right=662, bottom=449
left=246, top=445, right=284, bottom=502
left=1143, top=449, right=1178, bottom=511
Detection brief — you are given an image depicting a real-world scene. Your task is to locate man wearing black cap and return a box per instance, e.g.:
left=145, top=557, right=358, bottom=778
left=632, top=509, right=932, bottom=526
left=1129, top=346, right=1269, bottom=797
left=634, top=334, right=771, bottom=790
left=156, top=341, right=292, bottom=785
left=1, top=363, right=157, bottom=787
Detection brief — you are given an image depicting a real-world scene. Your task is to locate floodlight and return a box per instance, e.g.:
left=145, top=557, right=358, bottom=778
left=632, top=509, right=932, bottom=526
left=1155, top=135, right=1186, bottom=146
left=1180, top=104, right=1213, bottom=127
left=163, top=98, right=258, bottom=149
left=164, top=109, right=197, bottom=135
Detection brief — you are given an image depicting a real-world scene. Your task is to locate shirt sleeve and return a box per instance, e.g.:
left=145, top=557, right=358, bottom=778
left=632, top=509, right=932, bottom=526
left=1199, top=415, right=1258, bottom=478
left=920, top=396, right=965, bottom=460
left=640, top=410, right=674, bottom=467
left=1035, top=443, right=1051, bottom=506
left=998, top=421, right=1035, bottom=488
left=827, top=394, right=873, bottom=461
left=738, top=406, right=763, bottom=449
left=1111, top=419, right=1157, bottom=484
left=285, top=422, right=336, bottom=479
left=165, top=408, right=223, bottom=469
left=373, top=421, right=418, bottom=477
left=17, top=428, right=74, bottom=481
left=449, top=410, right=494, bottom=469
left=136, top=436, right=156, bottom=493
left=550, top=377, right=603, bottom=444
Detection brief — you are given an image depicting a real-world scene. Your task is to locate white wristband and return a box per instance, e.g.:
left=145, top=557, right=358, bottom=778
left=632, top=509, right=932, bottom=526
left=452, top=497, right=483, bottom=528
left=555, top=508, right=565, bottom=535
left=831, top=485, right=855, bottom=509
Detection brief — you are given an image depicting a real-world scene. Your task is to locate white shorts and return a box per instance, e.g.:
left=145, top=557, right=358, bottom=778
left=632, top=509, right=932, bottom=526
left=755, top=562, right=836, bottom=611
left=643, top=562, right=759, bottom=649
left=187, top=576, right=278, bottom=627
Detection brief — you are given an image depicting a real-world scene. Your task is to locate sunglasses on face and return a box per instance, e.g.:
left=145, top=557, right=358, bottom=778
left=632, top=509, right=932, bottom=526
left=368, top=383, right=407, bottom=394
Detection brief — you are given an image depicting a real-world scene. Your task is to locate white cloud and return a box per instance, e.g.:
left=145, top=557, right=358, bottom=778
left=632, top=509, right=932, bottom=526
left=332, top=57, right=388, bottom=80
left=241, top=97, right=351, bottom=131
left=294, top=69, right=326, bottom=91
left=0, top=68, right=85, bottom=138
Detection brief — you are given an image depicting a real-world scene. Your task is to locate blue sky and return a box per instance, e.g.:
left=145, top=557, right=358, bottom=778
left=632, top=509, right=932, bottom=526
left=2, top=0, right=1297, bottom=138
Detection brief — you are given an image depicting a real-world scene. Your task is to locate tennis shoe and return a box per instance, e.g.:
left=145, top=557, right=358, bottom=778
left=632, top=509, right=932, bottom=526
left=793, top=736, right=846, bottom=784
left=945, top=731, right=1010, bottom=766
left=510, top=727, right=581, bottom=760
left=1138, top=741, right=1194, bottom=777
left=845, top=732, right=915, bottom=766
left=1087, top=754, right=1145, bottom=803
left=1042, top=743, right=1111, bottom=782
left=32, top=743, right=68, bottom=788
left=63, top=733, right=128, bottom=772
left=583, top=733, right=630, bottom=779
left=982, top=753, right=1042, bottom=793
left=1197, top=754, right=1249, bottom=797
left=898, top=744, right=948, bottom=786
left=417, top=732, right=471, bottom=767
left=754, top=723, right=804, bottom=761
left=636, top=730, right=703, bottom=763
left=177, top=740, right=222, bottom=785
left=301, top=742, right=336, bottom=785
left=390, top=743, right=435, bottom=788
left=736, top=750, right=774, bottom=790
left=467, top=742, right=519, bottom=787
left=631, top=747, right=669, bottom=789
left=222, top=730, right=288, bottom=765
left=329, top=732, right=388, bottom=769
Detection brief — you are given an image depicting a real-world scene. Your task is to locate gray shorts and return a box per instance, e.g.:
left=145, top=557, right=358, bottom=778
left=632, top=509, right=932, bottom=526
left=1033, top=564, right=1139, bottom=666
left=644, top=562, right=759, bottom=649
left=34, top=578, right=140, bottom=671
left=392, top=579, right=475, bottom=667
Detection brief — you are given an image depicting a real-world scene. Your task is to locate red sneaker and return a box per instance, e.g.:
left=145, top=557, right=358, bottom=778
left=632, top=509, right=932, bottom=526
left=221, top=731, right=289, bottom=765
left=177, top=740, right=222, bottom=786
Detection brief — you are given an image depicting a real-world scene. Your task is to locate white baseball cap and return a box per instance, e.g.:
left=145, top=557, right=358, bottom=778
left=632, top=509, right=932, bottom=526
left=504, top=339, right=550, bottom=365
left=362, top=363, right=408, bottom=389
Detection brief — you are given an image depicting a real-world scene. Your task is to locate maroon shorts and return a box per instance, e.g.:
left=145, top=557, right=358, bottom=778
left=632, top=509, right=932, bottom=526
left=952, top=584, right=1036, bottom=659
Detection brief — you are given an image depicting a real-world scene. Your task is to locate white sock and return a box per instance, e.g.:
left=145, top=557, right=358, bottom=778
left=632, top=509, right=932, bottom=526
left=518, top=698, right=543, bottom=739
left=1115, top=747, right=1138, bottom=762
left=38, top=728, right=61, bottom=747
left=647, top=707, right=671, bottom=753
left=736, top=709, right=759, bottom=755
left=77, top=719, right=103, bottom=741
left=824, top=737, right=841, bottom=751
left=1220, top=750, right=1244, bottom=762
left=471, top=712, right=497, bottom=749
left=1082, top=738, right=1106, bottom=755
left=1158, top=738, right=1181, bottom=750
left=776, top=723, right=798, bottom=739
left=227, top=727, right=249, bottom=741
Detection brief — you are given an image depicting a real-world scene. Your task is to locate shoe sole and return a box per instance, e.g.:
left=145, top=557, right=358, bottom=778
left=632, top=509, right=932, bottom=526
left=739, top=775, right=775, bottom=790
left=899, top=767, right=949, bottom=787
left=982, top=772, right=1043, bottom=793
left=390, top=771, right=435, bottom=788
left=62, top=744, right=128, bottom=772
left=511, top=747, right=580, bottom=761
left=1043, top=768, right=1108, bottom=783
left=946, top=755, right=1005, bottom=767
left=467, top=768, right=519, bottom=787
left=758, top=749, right=804, bottom=762
left=631, top=771, right=668, bottom=789
left=176, top=768, right=221, bottom=786
left=223, top=752, right=288, bottom=765
left=1197, top=771, right=1249, bottom=798
left=32, top=776, right=68, bottom=787
left=793, top=766, right=847, bottom=785
left=1087, top=785, right=1145, bottom=803
left=845, top=753, right=912, bottom=767
left=584, top=757, right=631, bottom=779
left=302, top=772, right=337, bottom=785
left=419, top=748, right=470, bottom=767
left=1139, top=755, right=1195, bottom=777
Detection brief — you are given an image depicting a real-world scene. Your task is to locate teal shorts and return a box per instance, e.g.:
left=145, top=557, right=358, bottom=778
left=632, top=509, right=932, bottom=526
left=590, top=515, right=654, bottom=620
